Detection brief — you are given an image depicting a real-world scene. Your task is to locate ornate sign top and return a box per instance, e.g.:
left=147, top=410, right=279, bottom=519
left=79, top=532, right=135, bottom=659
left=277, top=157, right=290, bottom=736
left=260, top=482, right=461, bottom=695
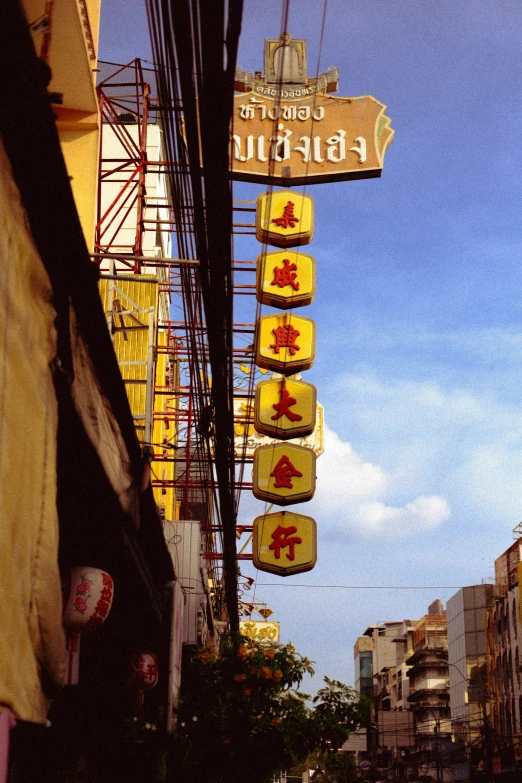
left=235, top=32, right=339, bottom=96
left=231, top=33, right=393, bottom=185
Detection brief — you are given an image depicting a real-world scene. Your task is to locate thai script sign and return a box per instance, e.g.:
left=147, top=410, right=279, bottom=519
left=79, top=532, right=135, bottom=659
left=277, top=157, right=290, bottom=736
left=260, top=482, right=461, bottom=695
left=231, top=93, right=393, bottom=185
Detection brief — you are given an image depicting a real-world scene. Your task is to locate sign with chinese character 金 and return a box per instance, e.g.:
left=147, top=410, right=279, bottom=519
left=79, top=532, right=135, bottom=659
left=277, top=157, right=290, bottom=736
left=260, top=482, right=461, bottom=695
left=255, top=313, right=315, bottom=375
left=231, top=34, right=393, bottom=185
left=255, top=377, right=316, bottom=440
left=256, top=190, right=314, bottom=248
left=252, top=510, right=317, bottom=576
left=257, top=249, right=315, bottom=309
left=253, top=442, right=316, bottom=505
left=239, top=620, right=280, bottom=643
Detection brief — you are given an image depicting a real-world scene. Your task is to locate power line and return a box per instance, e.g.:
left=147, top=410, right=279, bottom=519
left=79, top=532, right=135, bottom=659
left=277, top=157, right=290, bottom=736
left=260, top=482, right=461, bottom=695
left=256, top=583, right=468, bottom=589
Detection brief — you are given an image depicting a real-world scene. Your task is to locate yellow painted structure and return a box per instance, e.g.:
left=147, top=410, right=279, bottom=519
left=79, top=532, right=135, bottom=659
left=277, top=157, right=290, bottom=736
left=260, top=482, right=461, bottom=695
left=252, top=511, right=317, bottom=576
left=99, top=277, right=178, bottom=519
left=256, top=249, right=315, bottom=309
left=254, top=378, right=316, bottom=440
left=255, top=313, right=316, bottom=375
left=252, top=443, right=316, bottom=505
left=256, top=190, right=314, bottom=248
left=152, top=329, right=179, bottom=521
left=23, top=0, right=101, bottom=248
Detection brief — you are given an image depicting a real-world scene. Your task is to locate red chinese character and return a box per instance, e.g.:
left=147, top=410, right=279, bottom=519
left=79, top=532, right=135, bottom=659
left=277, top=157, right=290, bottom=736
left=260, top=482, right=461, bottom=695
left=271, top=201, right=299, bottom=229
left=99, top=587, right=112, bottom=603
left=270, top=324, right=300, bottom=355
left=269, top=525, right=303, bottom=561
left=145, top=663, right=158, bottom=682
left=271, top=257, right=300, bottom=291
left=271, top=384, right=303, bottom=423
left=270, top=455, right=303, bottom=489
left=102, top=573, right=113, bottom=588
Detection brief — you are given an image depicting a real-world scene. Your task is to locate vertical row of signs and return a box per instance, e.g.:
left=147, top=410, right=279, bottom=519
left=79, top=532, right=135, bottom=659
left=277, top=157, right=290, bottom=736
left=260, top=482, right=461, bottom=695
left=250, top=189, right=319, bottom=576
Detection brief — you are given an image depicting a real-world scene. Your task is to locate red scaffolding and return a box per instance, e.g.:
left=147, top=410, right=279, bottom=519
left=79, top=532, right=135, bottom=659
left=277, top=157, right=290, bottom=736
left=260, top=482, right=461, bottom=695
left=93, top=60, right=258, bottom=625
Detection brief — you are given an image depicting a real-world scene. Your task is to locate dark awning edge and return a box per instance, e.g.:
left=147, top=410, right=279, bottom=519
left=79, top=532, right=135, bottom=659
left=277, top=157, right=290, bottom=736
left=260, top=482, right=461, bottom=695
left=0, top=0, right=174, bottom=625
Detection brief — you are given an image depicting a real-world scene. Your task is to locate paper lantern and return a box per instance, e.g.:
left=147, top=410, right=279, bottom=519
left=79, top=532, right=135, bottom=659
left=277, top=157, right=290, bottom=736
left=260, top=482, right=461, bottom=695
left=62, top=566, right=114, bottom=685
left=129, top=651, right=159, bottom=717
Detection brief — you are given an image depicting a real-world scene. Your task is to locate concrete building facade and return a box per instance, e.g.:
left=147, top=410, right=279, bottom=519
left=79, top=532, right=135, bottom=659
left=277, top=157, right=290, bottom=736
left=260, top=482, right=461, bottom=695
left=447, top=584, right=493, bottom=748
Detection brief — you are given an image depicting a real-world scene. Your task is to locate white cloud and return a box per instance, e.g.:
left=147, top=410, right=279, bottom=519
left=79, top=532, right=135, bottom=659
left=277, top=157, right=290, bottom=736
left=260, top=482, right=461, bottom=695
left=323, top=372, right=522, bottom=526
left=354, top=496, right=451, bottom=537
left=311, top=425, right=451, bottom=538
left=316, top=426, right=387, bottom=507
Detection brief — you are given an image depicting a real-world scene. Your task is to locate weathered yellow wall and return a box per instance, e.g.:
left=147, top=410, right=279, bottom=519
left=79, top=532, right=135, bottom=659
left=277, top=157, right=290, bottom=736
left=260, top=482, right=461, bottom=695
left=22, top=0, right=101, bottom=250
left=0, top=140, right=66, bottom=723
left=59, top=124, right=99, bottom=251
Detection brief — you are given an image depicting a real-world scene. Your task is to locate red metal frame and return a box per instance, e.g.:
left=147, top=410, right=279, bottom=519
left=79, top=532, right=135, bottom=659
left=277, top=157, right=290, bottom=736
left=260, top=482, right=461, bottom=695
left=94, top=61, right=263, bottom=610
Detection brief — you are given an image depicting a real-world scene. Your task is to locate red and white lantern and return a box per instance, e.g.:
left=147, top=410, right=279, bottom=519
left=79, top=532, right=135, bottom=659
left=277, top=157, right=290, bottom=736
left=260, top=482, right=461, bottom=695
left=129, top=652, right=159, bottom=717
left=62, top=566, right=115, bottom=684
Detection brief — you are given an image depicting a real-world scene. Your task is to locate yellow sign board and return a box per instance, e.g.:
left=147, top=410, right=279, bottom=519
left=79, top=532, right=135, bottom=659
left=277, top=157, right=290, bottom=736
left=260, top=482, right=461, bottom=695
left=255, top=313, right=315, bottom=375
left=256, top=191, right=314, bottom=248
left=239, top=620, right=280, bottom=643
left=256, top=250, right=315, bottom=309
left=255, top=378, right=316, bottom=440
left=253, top=510, right=317, bottom=576
left=234, top=396, right=324, bottom=457
left=252, top=442, right=316, bottom=505
left=231, top=93, right=394, bottom=185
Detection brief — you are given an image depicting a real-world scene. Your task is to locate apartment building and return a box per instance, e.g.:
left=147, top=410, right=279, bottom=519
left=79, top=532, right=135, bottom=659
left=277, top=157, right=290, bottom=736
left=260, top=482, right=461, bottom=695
left=485, top=539, right=522, bottom=775
left=406, top=602, right=451, bottom=748
left=447, top=584, right=493, bottom=748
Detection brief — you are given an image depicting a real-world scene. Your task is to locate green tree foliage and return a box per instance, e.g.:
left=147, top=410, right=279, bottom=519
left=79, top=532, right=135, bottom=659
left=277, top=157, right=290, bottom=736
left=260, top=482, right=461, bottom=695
left=311, top=677, right=368, bottom=752
left=170, top=637, right=366, bottom=783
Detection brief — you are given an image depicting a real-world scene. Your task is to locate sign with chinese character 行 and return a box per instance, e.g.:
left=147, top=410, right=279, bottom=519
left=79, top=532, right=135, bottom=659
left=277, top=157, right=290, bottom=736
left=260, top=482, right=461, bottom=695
left=254, top=377, right=316, bottom=440
left=252, top=442, right=316, bottom=505
left=239, top=620, right=280, bottom=643
left=256, top=190, right=314, bottom=248
left=252, top=510, right=317, bottom=576
left=255, top=313, right=315, bottom=375
left=231, top=34, right=393, bottom=185
left=256, top=249, right=315, bottom=309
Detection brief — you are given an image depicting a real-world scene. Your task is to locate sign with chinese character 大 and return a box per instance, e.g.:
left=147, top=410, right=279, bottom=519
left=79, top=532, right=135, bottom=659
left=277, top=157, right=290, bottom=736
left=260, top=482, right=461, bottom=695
left=255, top=377, right=316, bottom=440
left=252, top=442, right=316, bottom=505
left=233, top=396, right=324, bottom=457
left=257, top=249, right=315, bottom=309
left=253, top=510, right=317, bottom=576
left=255, top=313, right=315, bottom=375
left=256, top=191, right=314, bottom=248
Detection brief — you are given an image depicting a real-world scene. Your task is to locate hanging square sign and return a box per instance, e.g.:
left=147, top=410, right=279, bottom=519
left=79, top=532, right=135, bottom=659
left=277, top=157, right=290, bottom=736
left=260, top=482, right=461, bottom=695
left=252, top=442, right=316, bottom=505
left=256, top=190, right=314, bottom=248
left=254, top=377, right=316, bottom=440
left=255, top=313, right=315, bottom=375
left=256, top=249, right=315, bottom=309
left=253, top=510, right=317, bottom=576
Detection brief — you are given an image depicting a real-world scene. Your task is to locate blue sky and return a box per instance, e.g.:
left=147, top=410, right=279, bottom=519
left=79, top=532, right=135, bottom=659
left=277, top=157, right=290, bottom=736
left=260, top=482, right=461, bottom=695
left=99, top=1, right=522, bottom=689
